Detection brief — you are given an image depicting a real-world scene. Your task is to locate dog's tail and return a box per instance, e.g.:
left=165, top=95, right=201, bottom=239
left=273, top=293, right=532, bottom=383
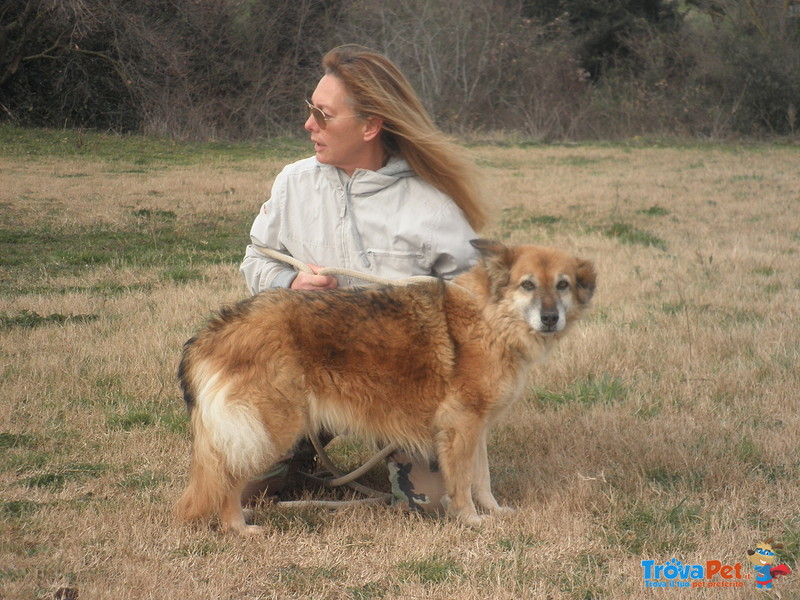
left=175, top=362, right=277, bottom=523
left=178, top=337, right=198, bottom=413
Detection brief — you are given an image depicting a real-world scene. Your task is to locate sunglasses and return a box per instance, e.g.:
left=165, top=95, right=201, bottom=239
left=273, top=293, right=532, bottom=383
left=305, top=99, right=361, bottom=129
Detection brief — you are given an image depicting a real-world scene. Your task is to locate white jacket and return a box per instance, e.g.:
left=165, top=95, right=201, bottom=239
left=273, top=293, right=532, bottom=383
left=240, top=156, right=478, bottom=293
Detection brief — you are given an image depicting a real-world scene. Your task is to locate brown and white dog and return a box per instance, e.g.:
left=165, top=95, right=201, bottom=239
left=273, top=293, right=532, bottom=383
left=176, top=240, right=596, bottom=534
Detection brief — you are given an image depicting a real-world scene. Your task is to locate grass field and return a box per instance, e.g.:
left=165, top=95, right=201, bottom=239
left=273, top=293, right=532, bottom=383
left=1, top=125, right=799, bottom=599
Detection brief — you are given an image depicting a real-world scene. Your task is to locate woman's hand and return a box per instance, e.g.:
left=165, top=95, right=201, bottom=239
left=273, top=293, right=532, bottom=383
left=290, top=265, right=338, bottom=290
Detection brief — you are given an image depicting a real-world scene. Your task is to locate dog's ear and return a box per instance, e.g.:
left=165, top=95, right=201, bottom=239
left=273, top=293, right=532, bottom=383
left=470, top=238, right=506, bottom=257
left=574, top=258, right=597, bottom=305
left=470, top=239, right=513, bottom=296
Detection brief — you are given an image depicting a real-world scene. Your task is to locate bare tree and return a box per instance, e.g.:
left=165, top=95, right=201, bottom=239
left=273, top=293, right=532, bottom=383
left=335, top=0, right=591, bottom=139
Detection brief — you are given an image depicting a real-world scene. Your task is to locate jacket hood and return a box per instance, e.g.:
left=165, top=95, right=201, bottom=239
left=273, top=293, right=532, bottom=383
left=377, top=156, right=415, bottom=178
left=318, top=156, right=415, bottom=195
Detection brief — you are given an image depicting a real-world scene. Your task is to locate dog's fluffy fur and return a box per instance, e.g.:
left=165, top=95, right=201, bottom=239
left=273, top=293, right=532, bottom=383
left=176, top=240, right=596, bottom=534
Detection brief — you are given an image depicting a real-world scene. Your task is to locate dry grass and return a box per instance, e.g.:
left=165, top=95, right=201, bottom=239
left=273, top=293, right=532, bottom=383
left=1, top=129, right=799, bottom=599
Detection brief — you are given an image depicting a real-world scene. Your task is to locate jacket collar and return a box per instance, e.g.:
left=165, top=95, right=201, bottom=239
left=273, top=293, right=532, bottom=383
left=317, top=156, right=414, bottom=195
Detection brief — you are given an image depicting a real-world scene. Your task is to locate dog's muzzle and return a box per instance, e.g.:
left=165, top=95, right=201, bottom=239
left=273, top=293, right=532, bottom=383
left=540, top=308, right=560, bottom=333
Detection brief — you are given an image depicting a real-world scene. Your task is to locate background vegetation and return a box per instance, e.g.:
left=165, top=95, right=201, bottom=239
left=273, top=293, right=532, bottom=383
left=2, top=0, right=800, bottom=141
left=1, top=126, right=799, bottom=598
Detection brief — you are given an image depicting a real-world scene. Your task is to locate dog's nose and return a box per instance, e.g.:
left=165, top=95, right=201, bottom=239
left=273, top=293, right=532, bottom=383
left=541, top=310, right=559, bottom=329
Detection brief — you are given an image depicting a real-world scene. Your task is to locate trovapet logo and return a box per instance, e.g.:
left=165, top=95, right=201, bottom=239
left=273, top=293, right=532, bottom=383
left=642, top=539, right=792, bottom=590
left=641, top=559, right=747, bottom=589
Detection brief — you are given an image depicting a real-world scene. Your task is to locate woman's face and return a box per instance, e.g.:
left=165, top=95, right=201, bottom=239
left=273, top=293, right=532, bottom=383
left=305, top=74, right=379, bottom=175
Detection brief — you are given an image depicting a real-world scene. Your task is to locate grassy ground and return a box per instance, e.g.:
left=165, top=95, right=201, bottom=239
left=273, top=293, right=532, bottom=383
left=1, top=125, right=799, bottom=599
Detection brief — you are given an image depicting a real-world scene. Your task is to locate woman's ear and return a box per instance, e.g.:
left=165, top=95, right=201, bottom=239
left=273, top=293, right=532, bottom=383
left=362, top=116, right=383, bottom=142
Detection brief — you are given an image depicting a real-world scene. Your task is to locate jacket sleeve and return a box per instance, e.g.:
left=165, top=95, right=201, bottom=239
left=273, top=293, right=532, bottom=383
left=239, top=175, right=298, bottom=294
left=428, top=200, right=479, bottom=280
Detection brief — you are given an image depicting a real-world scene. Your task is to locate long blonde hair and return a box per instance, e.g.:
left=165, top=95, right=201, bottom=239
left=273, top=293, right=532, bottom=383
left=322, top=45, right=487, bottom=232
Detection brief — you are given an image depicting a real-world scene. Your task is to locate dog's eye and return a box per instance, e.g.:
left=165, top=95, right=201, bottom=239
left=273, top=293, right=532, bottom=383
left=520, top=280, right=536, bottom=291
left=556, top=280, right=570, bottom=291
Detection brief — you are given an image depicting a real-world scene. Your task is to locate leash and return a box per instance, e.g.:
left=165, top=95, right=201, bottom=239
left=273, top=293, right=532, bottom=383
left=253, top=244, right=449, bottom=508
left=252, top=244, right=442, bottom=287
left=300, top=429, right=395, bottom=505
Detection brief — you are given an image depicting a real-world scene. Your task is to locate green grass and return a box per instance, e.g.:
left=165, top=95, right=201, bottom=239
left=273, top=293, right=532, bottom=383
left=611, top=497, right=704, bottom=555
left=779, top=519, right=800, bottom=566
left=0, top=124, right=307, bottom=164
left=730, top=174, right=765, bottom=182
left=347, top=581, right=387, bottom=600
left=107, top=409, right=157, bottom=431
left=105, top=402, right=187, bottom=434
left=637, top=204, right=670, bottom=216
left=601, top=222, right=667, bottom=250
left=0, top=213, right=252, bottom=296
left=2, top=447, right=51, bottom=474
left=532, top=374, right=628, bottom=408
left=86, top=374, right=188, bottom=434
left=498, top=205, right=565, bottom=239
left=0, top=433, right=37, bottom=450
left=175, top=539, right=232, bottom=558
left=497, top=207, right=668, bottom=252
left=0, top=500, right=40, bottom=518
left=20, top=462, right=111, bottom=490
left=0, top=310, right=99, bottom=330
left=497, top=533, right=538, bottom=552
left=0, top=433, right=55, bottom=476
left=276, top=564, right=346, bottom=591
left=397, top=555, right=464, bottom=584
left=658, top=301, right=686, bottom=316
left=118, top=470, right=169, bottom=491
left=257, top=508, right=327, bottom=534
left=99, top=380, right=188, bottom=433
left=752, top=266, right=777, bottom=277
left=555, top=155, right=613, bottom=167
left=552, top=552, right=609, bottom=599
left=645, top=467, right=705, bottom=492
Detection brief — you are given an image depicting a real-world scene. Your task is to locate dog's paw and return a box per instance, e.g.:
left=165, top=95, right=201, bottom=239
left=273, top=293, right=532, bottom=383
left=242, top=524, right=265, bottom=536
left=493, top=505, right=517, bottom=517
left=460, top=513, right=485, bottom=528
left=222, top=521, right=265, bottom=536
left=442, top=495, right=484, bottom=527
left=230, top=524, right=265, bottom=536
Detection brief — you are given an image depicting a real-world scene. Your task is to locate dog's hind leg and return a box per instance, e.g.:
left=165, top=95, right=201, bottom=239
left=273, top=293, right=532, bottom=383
left=472, top=427, right=515, bottom=516
left=178, top=373, right=292, bottom=534
left=220, top=479, right=263, bottom=535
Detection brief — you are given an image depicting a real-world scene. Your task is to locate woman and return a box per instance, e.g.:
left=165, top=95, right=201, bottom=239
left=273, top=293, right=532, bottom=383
left=240, top=45, right=487, bottom=513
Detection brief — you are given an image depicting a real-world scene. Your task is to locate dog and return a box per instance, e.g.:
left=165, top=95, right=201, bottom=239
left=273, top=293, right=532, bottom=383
left=175, top=239, right=596, bottom=534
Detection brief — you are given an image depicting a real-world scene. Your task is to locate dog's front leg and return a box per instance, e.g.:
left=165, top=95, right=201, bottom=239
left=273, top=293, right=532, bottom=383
left=472, top=428, right=515, bottom=516
left=437, top=423, right=482, bottom=527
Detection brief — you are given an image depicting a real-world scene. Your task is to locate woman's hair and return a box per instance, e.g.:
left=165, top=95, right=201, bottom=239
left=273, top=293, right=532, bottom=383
left=322, top=45, right=487, bottom=232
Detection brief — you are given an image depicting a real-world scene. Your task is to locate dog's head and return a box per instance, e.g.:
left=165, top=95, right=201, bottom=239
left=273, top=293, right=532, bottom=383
left=470, top=239, right=596, bottom=335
